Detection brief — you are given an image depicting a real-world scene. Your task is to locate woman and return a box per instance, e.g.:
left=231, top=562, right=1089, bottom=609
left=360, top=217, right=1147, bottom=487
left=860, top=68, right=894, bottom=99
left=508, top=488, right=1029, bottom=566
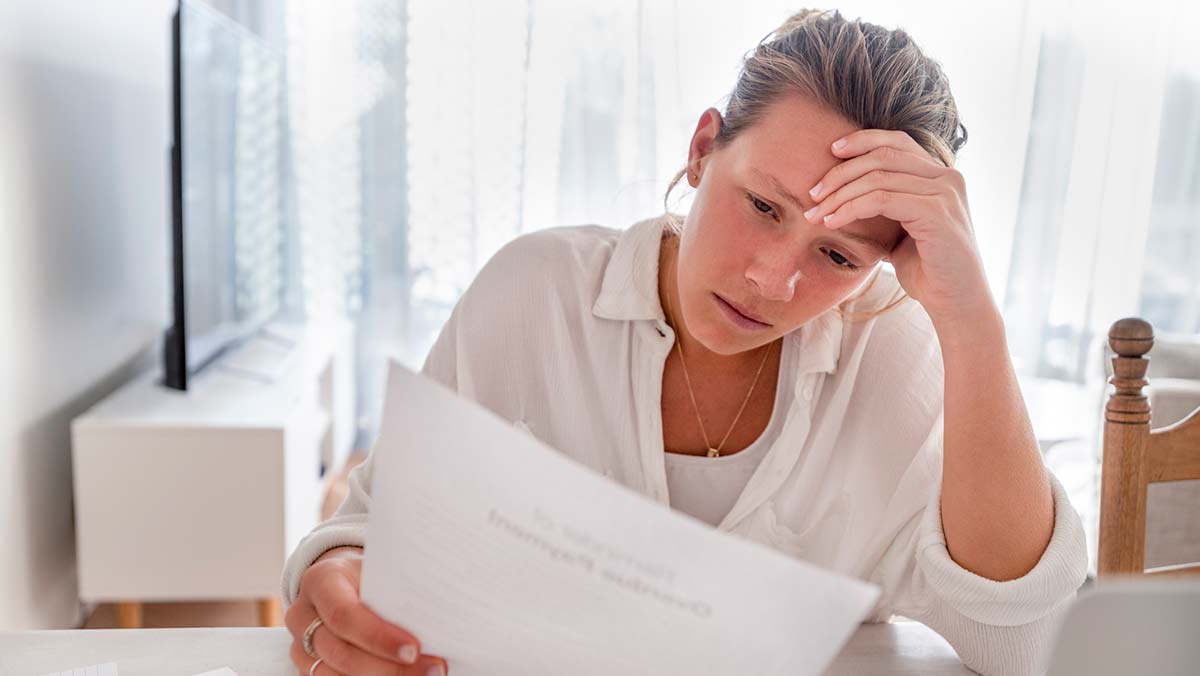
left=282, top=9, right=1088, bottom=676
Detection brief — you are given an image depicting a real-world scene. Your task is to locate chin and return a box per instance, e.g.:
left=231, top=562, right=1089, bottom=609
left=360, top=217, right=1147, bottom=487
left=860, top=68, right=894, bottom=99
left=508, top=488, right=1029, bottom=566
left=692, top=320, right=755, bottom=356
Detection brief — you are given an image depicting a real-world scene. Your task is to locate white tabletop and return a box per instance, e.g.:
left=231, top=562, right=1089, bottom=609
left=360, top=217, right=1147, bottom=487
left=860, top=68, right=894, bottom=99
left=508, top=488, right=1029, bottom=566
left=0, top=622, right=972, bottom=675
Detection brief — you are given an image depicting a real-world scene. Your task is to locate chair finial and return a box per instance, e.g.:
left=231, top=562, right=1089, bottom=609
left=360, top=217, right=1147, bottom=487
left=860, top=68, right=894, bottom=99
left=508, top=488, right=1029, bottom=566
left=1109, top=317, right=1154, bottom=359
left=1106, top=318, right=1152, bottom=425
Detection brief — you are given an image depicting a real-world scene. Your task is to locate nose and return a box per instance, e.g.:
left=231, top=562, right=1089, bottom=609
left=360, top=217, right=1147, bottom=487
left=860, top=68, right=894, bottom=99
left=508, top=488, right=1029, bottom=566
left=745, top=252, right=801, bottom=303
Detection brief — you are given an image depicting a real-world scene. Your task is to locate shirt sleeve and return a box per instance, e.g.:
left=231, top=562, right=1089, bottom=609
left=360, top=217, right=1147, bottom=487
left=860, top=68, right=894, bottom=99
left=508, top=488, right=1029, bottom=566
left=278, top=228, right=564, bottom=607
left=278, top=303, right=461, bottom=608
left=870, top=441, right=1090, bottom=676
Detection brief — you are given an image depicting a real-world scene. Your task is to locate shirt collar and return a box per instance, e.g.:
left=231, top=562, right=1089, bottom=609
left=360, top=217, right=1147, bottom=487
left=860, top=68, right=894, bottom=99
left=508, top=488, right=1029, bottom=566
left=788, top=309, right=842, bottom=376
left=592, top=215, right=671, bottom=322
left=592, top=213, right=843, bottom=376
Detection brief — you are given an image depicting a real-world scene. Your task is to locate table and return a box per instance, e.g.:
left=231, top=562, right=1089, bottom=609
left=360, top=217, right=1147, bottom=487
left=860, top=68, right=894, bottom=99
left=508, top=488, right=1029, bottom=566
left=0, top=622, right=973, bottom=675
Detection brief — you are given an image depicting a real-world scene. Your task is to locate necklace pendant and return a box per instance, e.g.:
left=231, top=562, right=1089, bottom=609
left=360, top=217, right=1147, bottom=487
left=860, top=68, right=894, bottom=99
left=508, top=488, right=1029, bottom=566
left=707, top=447, right=720, bottom=458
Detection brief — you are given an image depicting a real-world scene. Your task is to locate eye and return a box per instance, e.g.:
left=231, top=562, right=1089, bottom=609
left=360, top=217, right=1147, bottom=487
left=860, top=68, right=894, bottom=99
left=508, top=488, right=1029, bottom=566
left=821, top=247, right=859, bottom=271
left=746, top=193, right=778, bottom=220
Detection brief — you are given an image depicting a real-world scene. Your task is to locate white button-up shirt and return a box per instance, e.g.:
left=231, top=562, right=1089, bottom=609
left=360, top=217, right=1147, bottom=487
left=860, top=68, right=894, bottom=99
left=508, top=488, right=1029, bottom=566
left=283, top=214, right=1088, bottom=676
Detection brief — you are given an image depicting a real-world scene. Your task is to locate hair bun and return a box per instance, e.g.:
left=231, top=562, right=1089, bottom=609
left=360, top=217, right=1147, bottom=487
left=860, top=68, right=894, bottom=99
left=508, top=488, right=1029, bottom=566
left=774, top=8, right=835, bottom=36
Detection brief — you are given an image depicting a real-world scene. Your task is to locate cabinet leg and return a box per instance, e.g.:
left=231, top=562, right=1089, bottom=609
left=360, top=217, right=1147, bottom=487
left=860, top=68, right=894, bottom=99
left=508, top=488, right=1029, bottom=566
left=257, top=597, right=283, bottom=627
left=116, top=602, right=143, bottom=629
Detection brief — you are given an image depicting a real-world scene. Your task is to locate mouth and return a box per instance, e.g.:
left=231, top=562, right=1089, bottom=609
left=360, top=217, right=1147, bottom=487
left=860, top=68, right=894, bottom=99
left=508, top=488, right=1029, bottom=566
left=713, top=293, right=773, bottom=328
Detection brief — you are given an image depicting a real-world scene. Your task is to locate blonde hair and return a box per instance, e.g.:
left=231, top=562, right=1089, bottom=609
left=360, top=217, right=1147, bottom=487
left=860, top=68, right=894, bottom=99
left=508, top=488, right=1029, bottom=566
left=663, top=8, right=969, bottom=319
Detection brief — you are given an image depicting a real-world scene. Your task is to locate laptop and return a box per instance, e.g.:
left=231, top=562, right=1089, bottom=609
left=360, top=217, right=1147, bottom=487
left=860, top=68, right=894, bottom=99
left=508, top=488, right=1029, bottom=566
left=1044, top=579, right=1200, bottom=675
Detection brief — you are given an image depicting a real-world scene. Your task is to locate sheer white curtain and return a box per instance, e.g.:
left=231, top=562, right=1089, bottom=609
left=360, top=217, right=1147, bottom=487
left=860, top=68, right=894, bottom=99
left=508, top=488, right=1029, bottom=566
left=1137, top=1, right=1200, bottom=335
left=1003, top=0, right=1190, bottom=386
left=285, top=0, right=391, bottom=321
left=285, top=0, right=403, bottom=440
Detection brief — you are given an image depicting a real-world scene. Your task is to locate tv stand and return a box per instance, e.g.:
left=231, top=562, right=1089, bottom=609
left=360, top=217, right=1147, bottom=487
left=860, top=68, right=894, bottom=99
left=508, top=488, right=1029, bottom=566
left=70, top=320, right=355, bottom=627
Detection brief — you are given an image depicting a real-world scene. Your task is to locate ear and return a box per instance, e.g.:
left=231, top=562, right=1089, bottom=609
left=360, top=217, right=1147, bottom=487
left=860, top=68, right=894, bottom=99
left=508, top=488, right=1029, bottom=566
left=687, top=108, right=723, bottom=185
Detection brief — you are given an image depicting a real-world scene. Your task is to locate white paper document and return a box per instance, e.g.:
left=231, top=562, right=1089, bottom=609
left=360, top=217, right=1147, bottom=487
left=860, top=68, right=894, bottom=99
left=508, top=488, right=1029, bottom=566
left=36, top=665, right=242, bottom=676
left=37, top=665, right=117, bottom=676
left=361, top=362, right=881, bottom=676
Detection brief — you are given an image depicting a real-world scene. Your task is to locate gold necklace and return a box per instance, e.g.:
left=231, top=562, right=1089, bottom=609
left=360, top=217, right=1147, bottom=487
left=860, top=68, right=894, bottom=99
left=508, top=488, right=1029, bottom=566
left=662, top=253, right=775, bottom=458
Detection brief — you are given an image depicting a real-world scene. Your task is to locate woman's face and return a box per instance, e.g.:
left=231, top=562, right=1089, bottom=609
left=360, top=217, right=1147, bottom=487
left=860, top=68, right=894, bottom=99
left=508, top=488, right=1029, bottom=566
left=675, top=93, right=904, bottom=356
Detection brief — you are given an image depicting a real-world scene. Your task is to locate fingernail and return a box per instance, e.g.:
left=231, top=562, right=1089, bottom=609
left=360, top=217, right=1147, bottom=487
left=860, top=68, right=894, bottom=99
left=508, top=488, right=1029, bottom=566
left=832, top=138, right=847, bottom=150
left=425, top=662, right=447, bottom=676
left=808, top=182, right=822, bottom=198
left=398, top=643, right=419, bottom=664
left=804, top=207, right=818, bottom=221
left=823, top=214, right=835, bottom=226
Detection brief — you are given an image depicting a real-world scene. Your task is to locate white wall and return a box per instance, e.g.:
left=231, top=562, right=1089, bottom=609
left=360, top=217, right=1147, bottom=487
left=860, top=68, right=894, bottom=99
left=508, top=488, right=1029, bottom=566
left=0, top=0, right=174, bottom=629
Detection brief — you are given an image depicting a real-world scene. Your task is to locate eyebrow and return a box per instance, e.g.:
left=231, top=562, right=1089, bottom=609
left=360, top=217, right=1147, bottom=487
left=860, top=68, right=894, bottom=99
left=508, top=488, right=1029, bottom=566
left=751, top=167, right=814, bottom=212
left=750, top=168, right=896, bottom=257
left=834, top=230, right=896, bottom=257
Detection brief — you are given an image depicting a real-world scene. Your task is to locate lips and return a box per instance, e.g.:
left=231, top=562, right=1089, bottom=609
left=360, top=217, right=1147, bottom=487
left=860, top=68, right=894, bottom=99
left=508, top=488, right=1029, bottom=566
left=715, top=293, right=771, bottom=326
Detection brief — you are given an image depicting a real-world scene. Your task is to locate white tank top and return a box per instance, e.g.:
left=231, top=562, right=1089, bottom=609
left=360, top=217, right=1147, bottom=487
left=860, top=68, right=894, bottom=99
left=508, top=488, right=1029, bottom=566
left=663, top=342, right=796, bottom=528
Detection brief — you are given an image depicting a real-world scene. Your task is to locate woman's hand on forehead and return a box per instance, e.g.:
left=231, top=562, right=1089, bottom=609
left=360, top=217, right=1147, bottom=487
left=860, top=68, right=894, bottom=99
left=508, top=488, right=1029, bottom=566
left=800, top=129, right=990, bottom=327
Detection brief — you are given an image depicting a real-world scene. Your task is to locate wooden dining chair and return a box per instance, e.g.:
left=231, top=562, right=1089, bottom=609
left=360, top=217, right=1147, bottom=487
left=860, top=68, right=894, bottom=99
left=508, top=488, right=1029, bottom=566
left=1098, top=317, right=1200, bottom=578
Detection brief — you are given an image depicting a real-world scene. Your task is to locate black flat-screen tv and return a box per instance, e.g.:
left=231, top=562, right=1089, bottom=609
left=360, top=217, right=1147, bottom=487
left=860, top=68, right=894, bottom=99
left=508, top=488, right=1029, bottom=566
left=163, top=0, right=288, bottom=391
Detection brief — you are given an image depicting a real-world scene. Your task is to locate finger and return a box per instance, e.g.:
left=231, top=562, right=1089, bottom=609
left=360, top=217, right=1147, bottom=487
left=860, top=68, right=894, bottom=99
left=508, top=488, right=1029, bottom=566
left=284, top=596, right=318, bottom=644
left=830, top=128, right=932, bottom=161
left=804, top=170, right=938, bottom=226
left=822, top=191, right=941, bottom=235
left=311, top=614, right=424, bottom=675
left=291, top=640, right=347, bottom=676
left=810, top=145, right=942, bottom=205
left=310, top=575, right=424, bottom=664
left=285, top=599, right=334, bottom=667
left=418, top=655, right=450, bottom=676
left=287, top=596, right=401, bottom=668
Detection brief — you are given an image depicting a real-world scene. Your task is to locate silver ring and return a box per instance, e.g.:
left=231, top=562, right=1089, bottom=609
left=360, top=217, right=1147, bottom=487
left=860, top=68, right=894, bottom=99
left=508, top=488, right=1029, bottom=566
left=308, top=657, right=324, bottom=676
left=303, top=617, right=323, bottom=658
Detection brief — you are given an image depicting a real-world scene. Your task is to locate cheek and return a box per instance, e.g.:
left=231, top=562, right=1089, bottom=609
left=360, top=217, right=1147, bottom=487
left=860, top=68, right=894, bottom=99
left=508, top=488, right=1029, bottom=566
left=791, top=257, right=874, bottom=304
left=693, top=191, right=750, bottom=240
left=797, top=254, right=845, bottom=285
left=797, top=246, right=875, bottom=284
left=685, top=212, right=759, bottom=268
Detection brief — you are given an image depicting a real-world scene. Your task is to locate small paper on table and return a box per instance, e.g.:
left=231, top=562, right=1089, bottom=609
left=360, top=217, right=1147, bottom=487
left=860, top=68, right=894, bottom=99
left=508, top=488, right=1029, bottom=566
left=37, top=665, right=118, bottom=676
left=360, top=362, right=880, bottom=676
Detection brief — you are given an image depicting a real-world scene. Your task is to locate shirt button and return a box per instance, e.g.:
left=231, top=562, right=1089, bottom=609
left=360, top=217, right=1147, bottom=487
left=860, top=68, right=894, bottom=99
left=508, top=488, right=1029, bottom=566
left=801, top=383, right=815, bottom=400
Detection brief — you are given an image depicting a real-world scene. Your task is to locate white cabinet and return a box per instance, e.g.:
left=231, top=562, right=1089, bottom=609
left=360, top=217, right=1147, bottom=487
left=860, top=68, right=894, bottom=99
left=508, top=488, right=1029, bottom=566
left=70, top=321, right=355, bottom=626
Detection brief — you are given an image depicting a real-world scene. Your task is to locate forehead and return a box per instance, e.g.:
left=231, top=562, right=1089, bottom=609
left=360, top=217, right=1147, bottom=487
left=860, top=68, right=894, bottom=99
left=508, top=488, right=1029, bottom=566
left=733, top=93, right=860, bottom=182
left=725, top=93, right=904, bottom=248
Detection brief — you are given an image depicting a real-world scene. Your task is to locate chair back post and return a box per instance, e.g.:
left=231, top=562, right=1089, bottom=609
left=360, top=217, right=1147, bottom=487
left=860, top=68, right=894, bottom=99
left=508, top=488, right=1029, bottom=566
left=1098, top=317, right=1154, bottom=576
